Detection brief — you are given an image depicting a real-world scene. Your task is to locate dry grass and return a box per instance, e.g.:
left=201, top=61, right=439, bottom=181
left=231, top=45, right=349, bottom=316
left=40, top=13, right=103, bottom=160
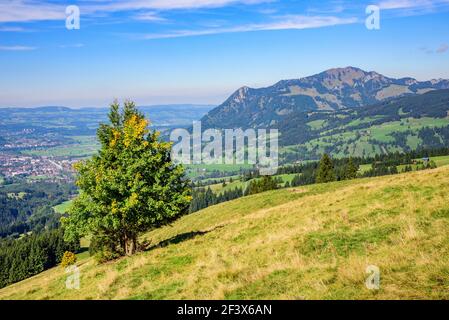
left=1, top=166, right=449, bottom=300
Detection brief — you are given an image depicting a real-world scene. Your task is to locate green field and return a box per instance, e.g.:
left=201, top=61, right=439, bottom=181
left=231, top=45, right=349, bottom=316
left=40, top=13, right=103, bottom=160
left=360, top=155, right=449, bottom=174
left=2, top=166, right=449, bottom=299
left=283, top=116, right=449, bottom=159
left=343, top=115, right=385, bottom=129
left=186, top=163, right=254, bottom=179
left=22, top=145, right=98, bottom=158
left=26, top=175, right=53, bottom=182
left=307, top=119, right=327, bottom=130
left=53, top=200, right=73, bottom=214
left=432, top=155, right=449, bottom=167
left=22, top=136, right=99, bottom=158
left=6, top=192, right=27, bottom=200
left=209, top=173, right=297, bottom=194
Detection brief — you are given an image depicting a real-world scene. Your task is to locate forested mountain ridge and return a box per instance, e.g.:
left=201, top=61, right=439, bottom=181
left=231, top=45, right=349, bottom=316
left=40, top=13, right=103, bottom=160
left=199, top=78, right=449, bottom=161
left=279, top=89, right=449, bottom=161
left=280, top=89, right=449, bottom=144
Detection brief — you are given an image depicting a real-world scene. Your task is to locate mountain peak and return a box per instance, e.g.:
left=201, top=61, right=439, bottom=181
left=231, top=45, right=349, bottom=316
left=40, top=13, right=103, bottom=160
left=324, top=66, right=365, bottom=74
left=230, top=86, right=252, bottom=103
left=200, top=67, right=449, bottom=129
left=314, top=66, right=374, bottom=89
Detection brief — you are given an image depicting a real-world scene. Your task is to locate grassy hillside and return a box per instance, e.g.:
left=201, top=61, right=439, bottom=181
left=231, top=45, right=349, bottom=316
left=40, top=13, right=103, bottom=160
left=53, top=200, right=73, bottom=214
left=209, top=173, right=297, bottom=194
left=282, top=116, right=449, bottom=161
left=1, top=167, right=449, bottom=300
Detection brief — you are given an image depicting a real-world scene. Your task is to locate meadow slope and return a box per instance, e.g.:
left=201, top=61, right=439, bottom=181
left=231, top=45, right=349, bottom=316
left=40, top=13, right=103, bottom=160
left=1, top=166, right=449, bottom=300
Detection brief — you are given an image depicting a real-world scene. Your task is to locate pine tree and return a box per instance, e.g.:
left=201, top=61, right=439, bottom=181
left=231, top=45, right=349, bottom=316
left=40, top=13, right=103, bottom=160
left=345, top=157, right=359, bottom=180
left=62, top=101, right=191, bottom=258
left=316, top=154, right=336, bottom=183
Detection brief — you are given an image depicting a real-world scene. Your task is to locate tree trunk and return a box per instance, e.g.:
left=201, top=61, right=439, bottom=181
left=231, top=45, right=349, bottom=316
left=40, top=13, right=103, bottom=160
left=124, top=234, right=138, bottom=256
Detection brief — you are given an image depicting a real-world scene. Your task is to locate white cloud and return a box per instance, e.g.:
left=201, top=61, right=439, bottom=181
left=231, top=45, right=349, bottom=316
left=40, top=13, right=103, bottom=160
left=0, top=26, right=27, bottom=32
left=141, top=14, right=358, bottom=39
left=87, top=0, right=271, bottom=11
left=0, top=45, right=36, bottom=51
left=0, top=0, right=271, bottom=23
left=133, top=11, right=167, bottom=22
left=0, top=0, right=65, bottom=23
left=379, top=0, right=449, bottom=10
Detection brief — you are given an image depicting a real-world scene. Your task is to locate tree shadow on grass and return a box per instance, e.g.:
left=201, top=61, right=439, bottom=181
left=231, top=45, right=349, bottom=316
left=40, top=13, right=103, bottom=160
left=143, top=225, right=224, bottom=252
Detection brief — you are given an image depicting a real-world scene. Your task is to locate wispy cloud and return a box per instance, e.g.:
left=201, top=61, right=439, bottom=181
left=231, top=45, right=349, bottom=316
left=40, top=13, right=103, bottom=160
left=133, top=11, right=168, bottom=22
left=379, top=0, right=449, bottom=10
left=419, top=43, right=449, bottom=54
left=0, top=0, right=65, bottom=23
left=436, top=43, right=449, bottom=53
left=0, top=45, right=36, bottom=51
left=0, top=26, right=27, bottom=32
left=0, top=0, right=271, bottom=23
left=86, top=0, right=272, bottom=11
left=375, top=0, right=449, bottom=19
left=141, top=14, right=358, bottom=39
left=380, top=0, right=429, bottom=9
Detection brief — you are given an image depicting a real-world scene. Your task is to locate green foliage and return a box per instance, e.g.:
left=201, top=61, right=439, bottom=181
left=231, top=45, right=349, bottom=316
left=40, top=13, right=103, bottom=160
left=427, top=160, right=437, bottom=169
left=245, top=176, right=279, bottom=196
left=89, top=233, right=123, bottom=263
left=0, top=182, right=77, bottom=238
left=316, top=154, right=336, bottom=183
left=0, top=228, right=79, bottom=289
left=61, top=251, right=77, bottom=268
left=63, top=101, right=191, bottom=259
left=190, top=187, right=243, bottom=213
left=402, top=165, right=413, bottom=173
left=345, top=157, right=359, bottom=180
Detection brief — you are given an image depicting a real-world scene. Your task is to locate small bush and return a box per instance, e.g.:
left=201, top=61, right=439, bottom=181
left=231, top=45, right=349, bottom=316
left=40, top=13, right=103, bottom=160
left=95, top=248, right=123, bottom=263
left=89, top=235, right=124, bottom=263
left=61, top=251, right=77, bottom=268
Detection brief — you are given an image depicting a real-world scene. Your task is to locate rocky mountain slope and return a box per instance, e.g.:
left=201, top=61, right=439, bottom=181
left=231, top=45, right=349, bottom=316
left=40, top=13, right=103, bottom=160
left=201, top=67, right=449, bottom=129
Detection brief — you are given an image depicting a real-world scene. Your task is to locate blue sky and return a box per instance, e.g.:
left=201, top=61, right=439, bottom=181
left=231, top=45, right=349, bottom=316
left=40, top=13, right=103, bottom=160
left=1, top=0, right=449, bottom=107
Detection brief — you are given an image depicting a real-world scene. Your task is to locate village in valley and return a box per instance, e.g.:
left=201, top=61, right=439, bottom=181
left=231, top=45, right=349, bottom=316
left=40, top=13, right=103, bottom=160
left=0, top=152, right=76, bottom=182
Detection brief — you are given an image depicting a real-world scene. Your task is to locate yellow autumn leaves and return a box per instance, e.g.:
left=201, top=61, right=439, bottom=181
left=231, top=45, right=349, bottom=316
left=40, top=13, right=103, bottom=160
left=110, top=192, right=139, bottom=215
left=109, top=114, right=149, bottom=148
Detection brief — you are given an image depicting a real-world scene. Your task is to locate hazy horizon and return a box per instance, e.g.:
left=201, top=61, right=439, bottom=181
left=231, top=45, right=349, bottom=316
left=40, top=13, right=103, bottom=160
left=0, top=103, right=217, bottom=109
left=2, top=65, right=449, bottom=109
left=1, top=0, right=449, bottom=107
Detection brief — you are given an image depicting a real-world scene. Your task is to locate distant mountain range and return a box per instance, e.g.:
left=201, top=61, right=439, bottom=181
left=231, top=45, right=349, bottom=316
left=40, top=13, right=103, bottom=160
left=201, top=67, right=449, bottom=129
left=2, top=68, right=449, bottom=161
left=0, top=104, right=215, bottom=130
left=194, top=67, right=449, bottom=161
